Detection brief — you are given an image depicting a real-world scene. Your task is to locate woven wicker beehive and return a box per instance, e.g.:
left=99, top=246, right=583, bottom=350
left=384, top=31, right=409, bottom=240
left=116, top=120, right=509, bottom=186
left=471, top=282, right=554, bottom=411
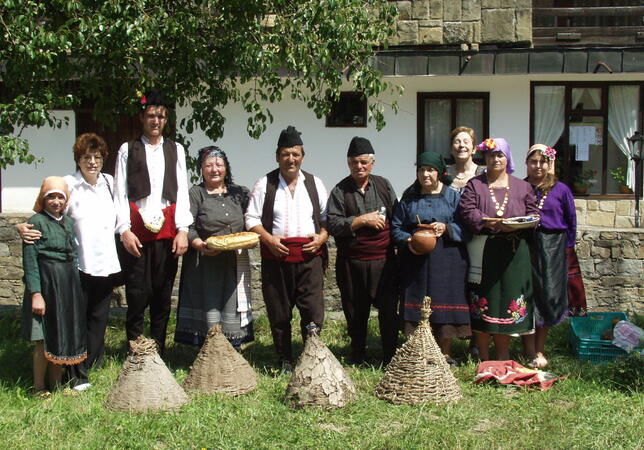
left=183, top=324, right=257, bottom=396
left=375, top=297, right=462, bottom=405
left=285, top=323, right=356, bottom=409
left=105, top=336, right=189, bottom=412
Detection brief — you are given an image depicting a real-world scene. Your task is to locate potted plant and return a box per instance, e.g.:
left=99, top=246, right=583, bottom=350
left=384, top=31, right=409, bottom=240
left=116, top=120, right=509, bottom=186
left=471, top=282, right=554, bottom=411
left=609, top=167, right=633, bottom=194
left=572, top=168, right=597, bottom=195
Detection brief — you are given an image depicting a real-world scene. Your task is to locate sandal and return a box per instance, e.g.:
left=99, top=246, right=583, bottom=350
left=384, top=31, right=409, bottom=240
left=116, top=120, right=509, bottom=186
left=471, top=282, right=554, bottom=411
left=33, top=389, right=52, bottom=399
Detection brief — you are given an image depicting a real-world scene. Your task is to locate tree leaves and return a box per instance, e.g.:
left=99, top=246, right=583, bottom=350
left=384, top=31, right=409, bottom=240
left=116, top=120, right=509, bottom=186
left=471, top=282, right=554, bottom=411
left=0, top=0, right=399, bottom=166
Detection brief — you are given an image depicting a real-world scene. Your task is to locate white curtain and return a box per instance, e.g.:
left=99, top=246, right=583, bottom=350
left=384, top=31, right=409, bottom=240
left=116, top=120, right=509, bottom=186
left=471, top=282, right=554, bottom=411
left=534, top=86, right=565, bottom=146
left=608, top=85, right=640, bottom=189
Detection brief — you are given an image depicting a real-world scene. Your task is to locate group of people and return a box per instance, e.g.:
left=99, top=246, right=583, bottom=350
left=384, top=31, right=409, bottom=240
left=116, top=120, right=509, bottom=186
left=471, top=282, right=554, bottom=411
left=19, top=88, right=587, bottom=396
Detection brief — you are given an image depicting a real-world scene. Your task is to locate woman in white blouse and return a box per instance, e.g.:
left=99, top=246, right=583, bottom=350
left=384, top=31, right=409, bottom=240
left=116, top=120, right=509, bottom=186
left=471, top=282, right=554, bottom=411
left=17, top=133, right=122, bottom=391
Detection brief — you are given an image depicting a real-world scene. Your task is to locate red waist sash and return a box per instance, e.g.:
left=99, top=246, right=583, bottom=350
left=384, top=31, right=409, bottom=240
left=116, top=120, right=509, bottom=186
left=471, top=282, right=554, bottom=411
left=129, top=202, right=177, bottom=242
left=261, top=237, right=324, bottom=263
left=340, top=222, right=391, bottom=261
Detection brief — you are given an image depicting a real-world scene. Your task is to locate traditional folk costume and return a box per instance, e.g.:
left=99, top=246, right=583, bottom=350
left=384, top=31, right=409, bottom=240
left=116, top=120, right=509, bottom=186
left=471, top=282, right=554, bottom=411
left=531, top=180, right=576, bottom=327
left=175, top=182, right=253, bottom=348
left=22, top=177, right=87, bottom=365
left=459, top=139, right=540, bottom=335
left=245, top=126, right=328, bottom=364
left=64, top=169, right=122, bottom=386
left=327, top=137, right=399, bottom=364
left=114, top=89, right=192, bottom=353
left=392, top=153, right=470, bottom=342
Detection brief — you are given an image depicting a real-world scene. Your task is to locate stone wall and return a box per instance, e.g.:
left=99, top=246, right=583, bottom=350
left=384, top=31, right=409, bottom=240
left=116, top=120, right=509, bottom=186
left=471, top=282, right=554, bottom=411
left=390, top=0, right=532, bottom=48
left=575, top=227, right=643, bottom=313
left=575, top=198, right=637, bottom=228
left=1, top=213, right=641, bottom=313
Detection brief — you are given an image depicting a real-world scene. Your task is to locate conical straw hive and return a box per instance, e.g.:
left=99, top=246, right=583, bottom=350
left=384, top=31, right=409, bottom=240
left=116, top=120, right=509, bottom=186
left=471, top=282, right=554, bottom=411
left=285, top=323, right=356, bottom=408
left=375, top=297, right=462, bottom=405
left=183, top=324, right=257, bottom=395
left=105, top=336, right=189, bottom=412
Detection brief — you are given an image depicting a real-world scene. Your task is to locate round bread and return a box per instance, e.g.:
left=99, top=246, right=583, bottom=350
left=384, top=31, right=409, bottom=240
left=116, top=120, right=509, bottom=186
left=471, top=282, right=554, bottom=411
left=206, top=232, right=259, bottom=251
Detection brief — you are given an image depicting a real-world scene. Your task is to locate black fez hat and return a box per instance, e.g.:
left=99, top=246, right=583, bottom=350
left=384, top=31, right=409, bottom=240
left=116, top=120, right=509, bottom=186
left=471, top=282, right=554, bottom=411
left=277, top=125, right=303, bottom=148
left=139, top=88, right=169, bottom=110
left=347, top=137, right=374, bottom=157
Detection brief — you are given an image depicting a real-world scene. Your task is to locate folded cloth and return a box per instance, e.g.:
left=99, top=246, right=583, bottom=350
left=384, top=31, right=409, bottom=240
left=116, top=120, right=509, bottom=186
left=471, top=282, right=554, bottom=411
left=475, top=360, right=565, bottom=391
left=235, top=248, right=252, bottom=327
left=466, top=235, right=488, bottom=284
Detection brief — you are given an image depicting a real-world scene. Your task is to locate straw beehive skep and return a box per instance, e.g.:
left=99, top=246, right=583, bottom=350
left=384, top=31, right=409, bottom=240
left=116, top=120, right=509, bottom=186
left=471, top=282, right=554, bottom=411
left=183, top=324, right=257, bottom=396
left=375, top=297, right=462, bottom=405
left=285, top=323, right=356, bottom=409
left=105, top=336, right=189, bottom=412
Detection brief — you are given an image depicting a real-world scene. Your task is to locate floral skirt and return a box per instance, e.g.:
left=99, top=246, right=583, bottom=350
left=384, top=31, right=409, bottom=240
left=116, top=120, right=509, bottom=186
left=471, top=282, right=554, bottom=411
left=469, top=233, right=534, bottom=335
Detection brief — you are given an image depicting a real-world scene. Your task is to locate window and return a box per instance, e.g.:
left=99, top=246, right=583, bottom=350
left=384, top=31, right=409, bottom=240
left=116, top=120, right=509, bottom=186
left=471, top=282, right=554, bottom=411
left=530, top=81, right=643, bottom=196
left=325, top=92, right=367, bottom=128
left=417, top=92, right=489, bottom=161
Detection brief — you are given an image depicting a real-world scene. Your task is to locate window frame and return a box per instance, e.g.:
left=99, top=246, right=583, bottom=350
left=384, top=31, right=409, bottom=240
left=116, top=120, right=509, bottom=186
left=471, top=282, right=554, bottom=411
left=530, top=80, right=644, bottom=197
left=416, top=92, right=490, bottom=158
left=325, top=91, right=368, bottom=128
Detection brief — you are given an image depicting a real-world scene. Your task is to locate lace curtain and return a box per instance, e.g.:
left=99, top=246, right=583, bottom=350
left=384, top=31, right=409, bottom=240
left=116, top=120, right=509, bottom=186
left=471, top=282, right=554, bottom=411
left=533, top=86, right=565, bottom=147
left=608, top=85, right=640, bottom=189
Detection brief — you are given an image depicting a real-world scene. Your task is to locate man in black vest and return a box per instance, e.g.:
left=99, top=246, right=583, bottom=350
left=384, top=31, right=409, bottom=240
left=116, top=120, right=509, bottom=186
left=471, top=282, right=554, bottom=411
left=114, top=88, right=192, bottom=354
left=327, top=137, right=399, bottom=365
left=245, top=126, right=328, bottom=371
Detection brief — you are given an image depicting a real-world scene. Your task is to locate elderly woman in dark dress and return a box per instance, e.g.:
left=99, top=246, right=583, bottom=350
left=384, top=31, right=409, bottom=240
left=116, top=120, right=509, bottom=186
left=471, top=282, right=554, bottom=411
left=459, top=138, right=539, bottom=361
left=392, top=152, right=470, bottom=364
left=522, top=144, right=576, bottom=368
left=174, top=146, right=253, bottom=349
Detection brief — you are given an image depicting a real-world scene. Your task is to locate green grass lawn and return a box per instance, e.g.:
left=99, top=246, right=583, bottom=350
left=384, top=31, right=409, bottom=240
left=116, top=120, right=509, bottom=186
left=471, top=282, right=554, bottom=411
left=0, top=308, right=642, bottom=449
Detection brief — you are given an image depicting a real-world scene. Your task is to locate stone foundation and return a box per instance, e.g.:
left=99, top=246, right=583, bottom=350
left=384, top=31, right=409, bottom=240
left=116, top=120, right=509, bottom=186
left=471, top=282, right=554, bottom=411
left=1, top=213, right=641, bottom=313
left=575, top=198, right=638, bottom=228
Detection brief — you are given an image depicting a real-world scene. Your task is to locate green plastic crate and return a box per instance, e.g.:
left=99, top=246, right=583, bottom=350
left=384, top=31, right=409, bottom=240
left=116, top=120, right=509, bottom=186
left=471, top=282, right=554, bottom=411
left=569, top=312, right=628, bottom=363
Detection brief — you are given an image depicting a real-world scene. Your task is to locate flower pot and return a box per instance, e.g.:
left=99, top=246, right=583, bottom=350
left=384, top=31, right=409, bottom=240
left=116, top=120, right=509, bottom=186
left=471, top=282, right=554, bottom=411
left=573, top=185, right=588, bottom=195
left=618, top=185, right=633, bottom=194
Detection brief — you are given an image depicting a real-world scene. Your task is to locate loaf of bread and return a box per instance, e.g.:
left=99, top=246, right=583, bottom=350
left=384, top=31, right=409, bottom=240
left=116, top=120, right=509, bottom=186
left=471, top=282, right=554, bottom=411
left=206, top=232, right=259, bottom=251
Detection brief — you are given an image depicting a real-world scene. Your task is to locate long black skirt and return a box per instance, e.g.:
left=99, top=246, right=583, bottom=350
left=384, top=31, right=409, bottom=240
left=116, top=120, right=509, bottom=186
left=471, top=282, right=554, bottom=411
left=399, top=237, right=470, bottom=326
left=532, top=230, right=568, bottom=327
left=22, top=258, right=87, bottom=365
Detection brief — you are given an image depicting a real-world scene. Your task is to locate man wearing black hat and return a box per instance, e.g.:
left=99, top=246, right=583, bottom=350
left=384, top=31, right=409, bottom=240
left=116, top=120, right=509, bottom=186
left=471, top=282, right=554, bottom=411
left=114, top=88, right=192, bottom=354
left=327, top=137, right=399, bottom=365
left=245, top=125, right=329, bottom=371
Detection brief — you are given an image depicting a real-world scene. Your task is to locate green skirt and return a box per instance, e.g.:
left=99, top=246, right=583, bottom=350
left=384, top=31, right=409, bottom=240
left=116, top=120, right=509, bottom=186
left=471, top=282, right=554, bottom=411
left=469, top=233, right=534, bottom=335
left=22, top=258, right=87, bottom=364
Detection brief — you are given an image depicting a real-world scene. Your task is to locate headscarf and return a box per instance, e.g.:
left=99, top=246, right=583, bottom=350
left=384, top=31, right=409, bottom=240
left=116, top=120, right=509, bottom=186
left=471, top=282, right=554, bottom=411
left=476, top=137, right=515, bottom=174
left=416, top=151, right=452, bottom=185
left=33, top=176, right=70, bottom=213
left=527, top=144, right=557, bottom=162
left=197, top=145, right=233, bottom=186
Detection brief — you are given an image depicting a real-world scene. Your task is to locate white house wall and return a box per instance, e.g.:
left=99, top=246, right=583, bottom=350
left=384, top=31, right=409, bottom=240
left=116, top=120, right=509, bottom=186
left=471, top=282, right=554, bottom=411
left=2, top=73, right=642, bottom=212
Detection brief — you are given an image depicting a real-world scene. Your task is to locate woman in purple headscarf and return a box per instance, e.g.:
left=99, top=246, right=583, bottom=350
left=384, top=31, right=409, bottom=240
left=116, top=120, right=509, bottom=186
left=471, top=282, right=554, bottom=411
left=458, top=138, right=540, bottom=361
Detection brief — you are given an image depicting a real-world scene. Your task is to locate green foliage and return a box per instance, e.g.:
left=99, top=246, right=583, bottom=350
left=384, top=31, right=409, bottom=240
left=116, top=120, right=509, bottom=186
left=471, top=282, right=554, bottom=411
left=605, top=353, right=644, bottom=393
left=0, top=0, right=399, bottom=166
left=609, top=166, right=627, bottom=185
left=0, top=310, right=643, bottom=448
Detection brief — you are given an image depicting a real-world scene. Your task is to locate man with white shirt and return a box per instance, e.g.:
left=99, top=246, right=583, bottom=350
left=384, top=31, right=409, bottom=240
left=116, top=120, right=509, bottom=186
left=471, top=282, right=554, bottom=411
left=245, top=126, right=328, bottom=371
left=114, top=88, right=192, bottom=354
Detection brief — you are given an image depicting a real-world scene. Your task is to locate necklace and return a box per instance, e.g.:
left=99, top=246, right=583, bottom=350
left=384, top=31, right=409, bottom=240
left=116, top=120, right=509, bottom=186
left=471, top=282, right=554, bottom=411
left=489, top=185, right=510, bottom=217
left=537, top=191, right=548, bottom=209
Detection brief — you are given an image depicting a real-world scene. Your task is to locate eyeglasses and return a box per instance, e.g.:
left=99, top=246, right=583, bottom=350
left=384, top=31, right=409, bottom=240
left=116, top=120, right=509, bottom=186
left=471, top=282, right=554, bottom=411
left=80, top=154, right=103, bottom=162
